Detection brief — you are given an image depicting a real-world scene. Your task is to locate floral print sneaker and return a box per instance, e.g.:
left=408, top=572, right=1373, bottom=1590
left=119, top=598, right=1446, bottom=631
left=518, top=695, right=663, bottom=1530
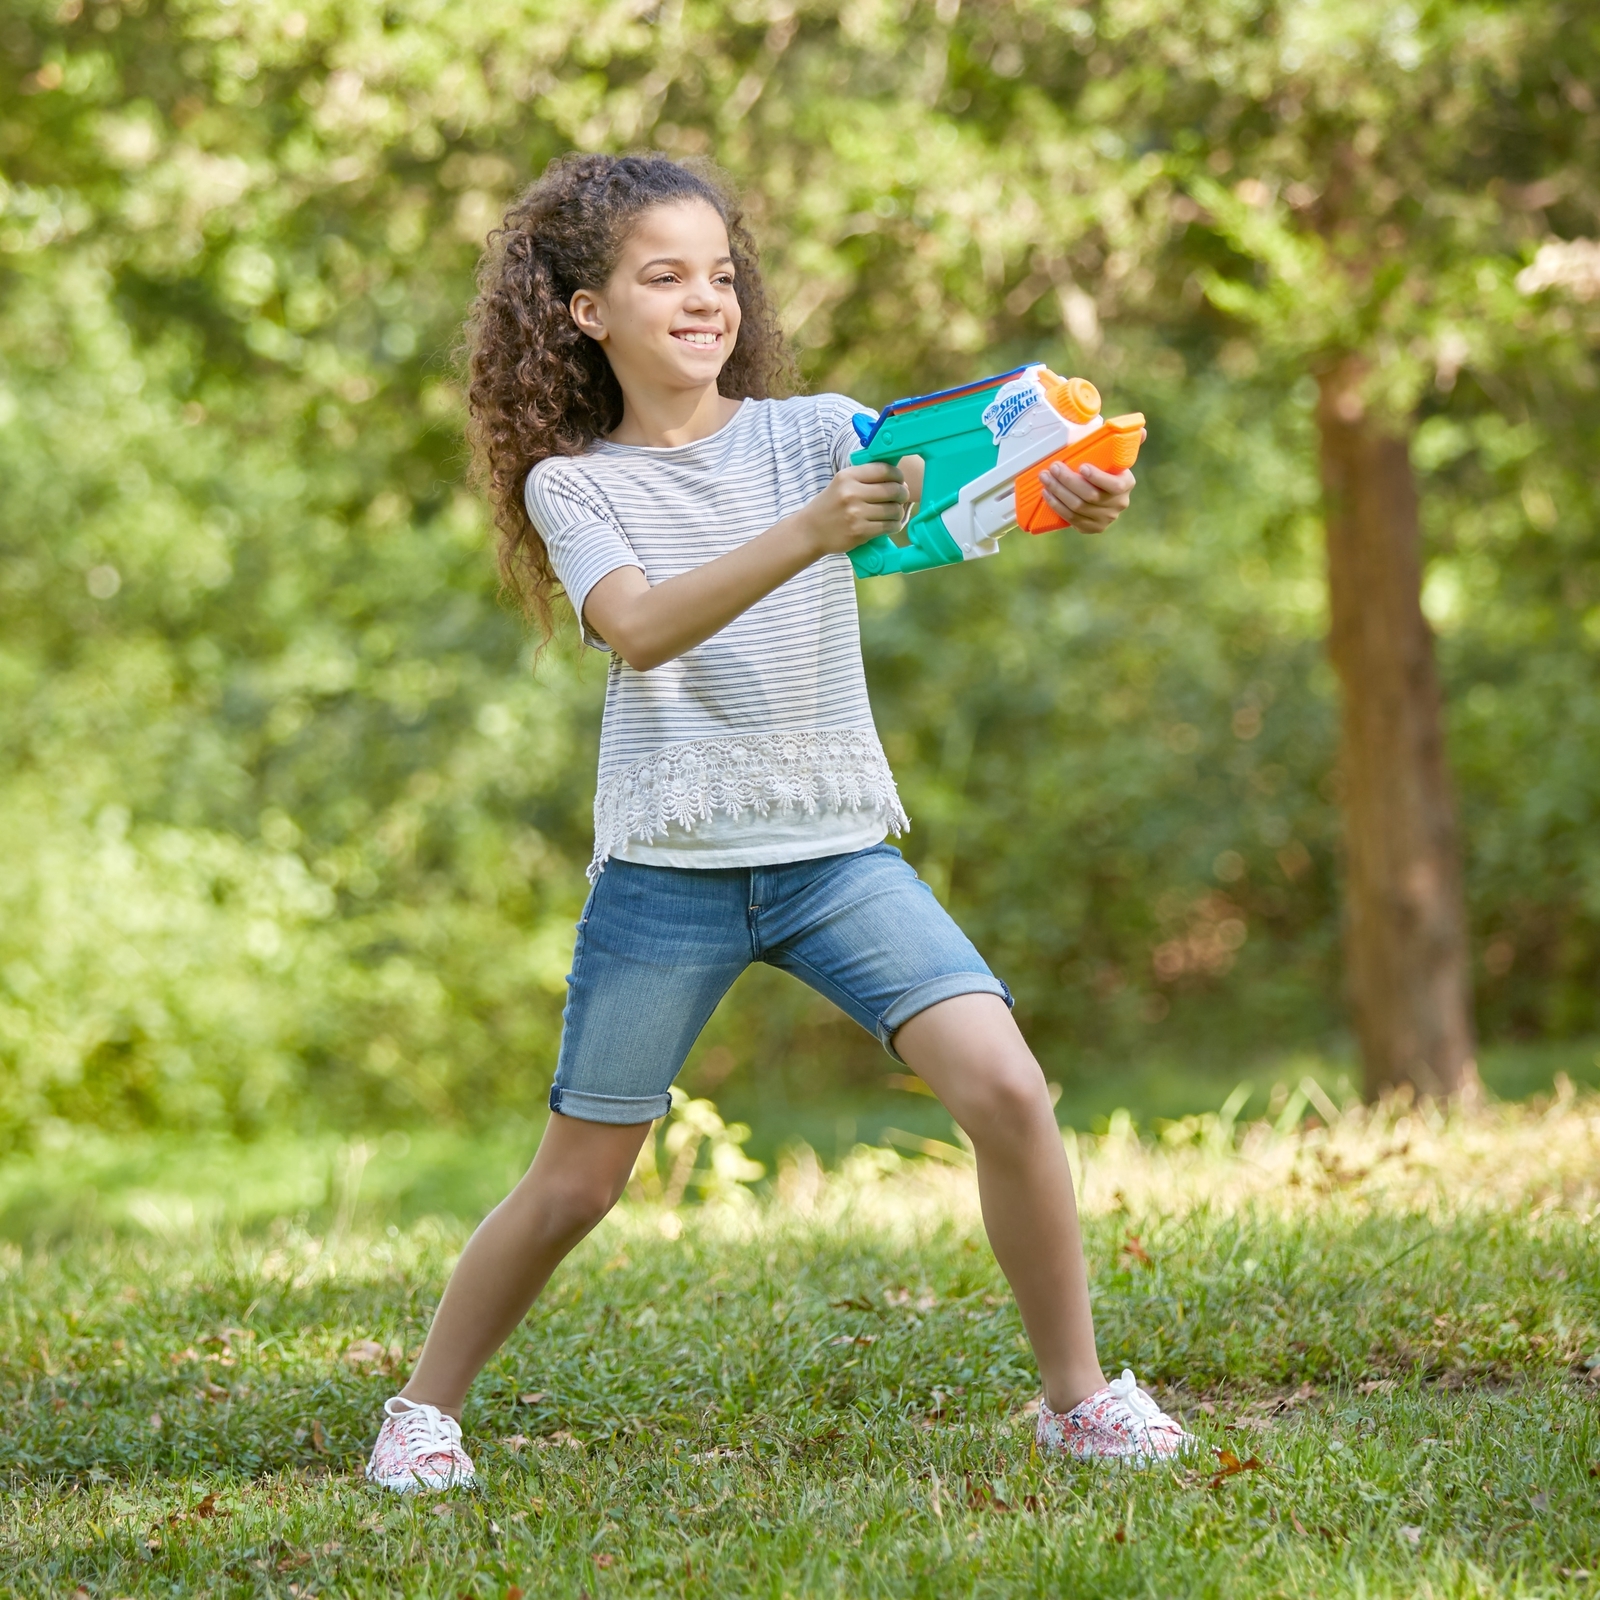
left=365, top=1397, right=477, bottom=1491
left=1036, top=1369, right=1199, bottom=1464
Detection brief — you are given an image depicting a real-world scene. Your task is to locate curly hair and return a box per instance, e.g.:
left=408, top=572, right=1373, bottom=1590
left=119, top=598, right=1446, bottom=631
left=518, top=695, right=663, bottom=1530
left=463, top=152, right=794, bottom=638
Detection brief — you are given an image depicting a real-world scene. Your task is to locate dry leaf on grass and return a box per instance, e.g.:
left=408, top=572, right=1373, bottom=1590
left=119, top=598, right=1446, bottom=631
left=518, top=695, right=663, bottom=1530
left=963, top=1473, right=1038, bottom=1513
left=1208, top=1447, right=1264, bottom=1489
left=1122, top=1234, right=1154, bottom=1267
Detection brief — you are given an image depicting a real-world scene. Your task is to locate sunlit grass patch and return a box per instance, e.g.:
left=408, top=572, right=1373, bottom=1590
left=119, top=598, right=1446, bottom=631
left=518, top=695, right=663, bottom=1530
left=3, top=1094, right=1598, bottom=1596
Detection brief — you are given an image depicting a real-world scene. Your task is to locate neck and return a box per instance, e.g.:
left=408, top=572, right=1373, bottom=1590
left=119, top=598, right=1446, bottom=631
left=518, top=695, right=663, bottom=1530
left=608, top=379, right=742, bottom=448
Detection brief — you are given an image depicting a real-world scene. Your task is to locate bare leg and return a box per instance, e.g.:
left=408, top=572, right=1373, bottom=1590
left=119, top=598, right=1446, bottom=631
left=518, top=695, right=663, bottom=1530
left=399, top=1112, right=652, bottom=1420
left=893, top=993, right=1105, bottom=1413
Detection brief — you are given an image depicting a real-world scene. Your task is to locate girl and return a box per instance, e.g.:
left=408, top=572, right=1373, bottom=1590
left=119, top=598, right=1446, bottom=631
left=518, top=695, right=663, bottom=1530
left=365, top=152, right=1194, bottom=1491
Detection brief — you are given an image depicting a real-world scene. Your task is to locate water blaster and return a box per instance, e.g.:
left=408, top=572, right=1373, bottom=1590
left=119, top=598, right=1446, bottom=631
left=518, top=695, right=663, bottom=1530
left=846, top=364, right=1145, bottom=578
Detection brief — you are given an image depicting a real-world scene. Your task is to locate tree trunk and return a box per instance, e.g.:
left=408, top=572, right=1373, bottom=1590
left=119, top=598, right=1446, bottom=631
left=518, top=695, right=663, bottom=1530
left=1317, top=357, right=1478, bottom=1101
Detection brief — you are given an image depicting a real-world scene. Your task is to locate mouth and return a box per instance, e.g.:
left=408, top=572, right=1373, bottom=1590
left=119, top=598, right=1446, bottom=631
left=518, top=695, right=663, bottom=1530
left=671, top=329, right=723, bottom=348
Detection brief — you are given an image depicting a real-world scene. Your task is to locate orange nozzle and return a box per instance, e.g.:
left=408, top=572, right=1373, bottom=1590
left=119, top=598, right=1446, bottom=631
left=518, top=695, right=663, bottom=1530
left=1102, top=414, right=1145, bottom=470
left=1041, top=372, right=1101, bottom=424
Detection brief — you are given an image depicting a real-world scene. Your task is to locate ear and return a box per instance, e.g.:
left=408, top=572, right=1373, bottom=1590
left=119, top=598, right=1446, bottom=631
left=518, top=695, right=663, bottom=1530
left=569, top=287, right=607, bottom=343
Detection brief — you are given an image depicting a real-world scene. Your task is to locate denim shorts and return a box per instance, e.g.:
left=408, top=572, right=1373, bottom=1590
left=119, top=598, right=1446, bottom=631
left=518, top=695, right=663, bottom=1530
left=549, top=842, right=1012, bottom=1125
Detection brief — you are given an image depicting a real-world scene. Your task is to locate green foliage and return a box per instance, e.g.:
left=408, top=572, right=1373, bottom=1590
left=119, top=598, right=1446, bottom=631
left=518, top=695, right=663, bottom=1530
left=1, top=0, right=1597, bottom=1143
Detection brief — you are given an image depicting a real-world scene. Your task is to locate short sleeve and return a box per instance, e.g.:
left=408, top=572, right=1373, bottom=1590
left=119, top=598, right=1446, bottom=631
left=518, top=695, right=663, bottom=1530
left=814, top=392, right=877, bottom=475
left=524, top=459, right=644, bottom=651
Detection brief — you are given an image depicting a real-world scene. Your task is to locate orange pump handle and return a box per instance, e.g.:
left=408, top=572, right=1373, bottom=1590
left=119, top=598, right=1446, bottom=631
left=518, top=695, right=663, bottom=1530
left=1013, top=414, right=1145, bottom=534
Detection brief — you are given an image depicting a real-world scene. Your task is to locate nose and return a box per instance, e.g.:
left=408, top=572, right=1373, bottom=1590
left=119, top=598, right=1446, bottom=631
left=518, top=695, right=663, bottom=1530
left=682, top=275, right=722, bottom=313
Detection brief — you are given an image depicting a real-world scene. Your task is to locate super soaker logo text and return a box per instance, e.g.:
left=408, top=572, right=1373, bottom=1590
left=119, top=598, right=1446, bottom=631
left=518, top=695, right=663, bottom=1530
left=981, top=381, right=1041, bottom=442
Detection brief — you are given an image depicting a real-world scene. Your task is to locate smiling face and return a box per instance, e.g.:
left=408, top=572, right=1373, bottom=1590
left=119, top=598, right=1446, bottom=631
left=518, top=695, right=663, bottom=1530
left=568, top=199, right=742, bottom=405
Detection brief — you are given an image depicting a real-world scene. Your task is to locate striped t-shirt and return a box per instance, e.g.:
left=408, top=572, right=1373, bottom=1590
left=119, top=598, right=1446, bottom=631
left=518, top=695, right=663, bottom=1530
left=524, top=394, right=909, bottom=879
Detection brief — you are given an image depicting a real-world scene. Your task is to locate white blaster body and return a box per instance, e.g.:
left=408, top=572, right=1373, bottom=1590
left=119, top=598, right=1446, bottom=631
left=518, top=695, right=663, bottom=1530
left=940, top=365, right=1108, bottom=561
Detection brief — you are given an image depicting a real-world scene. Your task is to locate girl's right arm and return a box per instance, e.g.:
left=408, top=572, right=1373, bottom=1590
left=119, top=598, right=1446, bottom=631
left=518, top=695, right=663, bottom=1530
left=581, top=462, right=908, bottom=673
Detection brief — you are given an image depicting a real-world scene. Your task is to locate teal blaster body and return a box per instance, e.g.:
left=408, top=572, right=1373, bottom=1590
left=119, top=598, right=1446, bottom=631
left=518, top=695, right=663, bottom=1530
left=846, top=367, right=1027, bottom=579
left=846, top=364, right=1146, bottom=579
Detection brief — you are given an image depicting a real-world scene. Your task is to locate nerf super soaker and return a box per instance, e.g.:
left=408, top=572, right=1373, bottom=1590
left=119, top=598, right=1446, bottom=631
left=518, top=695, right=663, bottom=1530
left=847, top=364, right=1145, bottom=578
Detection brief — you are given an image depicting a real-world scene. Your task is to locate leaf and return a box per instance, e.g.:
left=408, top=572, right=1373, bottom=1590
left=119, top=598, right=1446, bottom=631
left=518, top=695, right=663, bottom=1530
left=517, top=1392, right=549, bottom=1405
left=1122, top=1234, right=1153, bottom=1268
left=310, top=1418, right=330, bottom=1454
left=1208, top=1448, right=1265, bottom=1488
left=964, top=1473, right=1011, bottom=1513
left=592, top=1552, right=617, bottom=1568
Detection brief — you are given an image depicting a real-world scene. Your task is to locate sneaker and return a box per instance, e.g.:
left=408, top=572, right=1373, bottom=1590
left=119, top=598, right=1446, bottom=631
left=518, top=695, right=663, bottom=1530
left=1036, top=1369, right=1198, bottom=1463
left=365, top=1397, right=477, bottom=1491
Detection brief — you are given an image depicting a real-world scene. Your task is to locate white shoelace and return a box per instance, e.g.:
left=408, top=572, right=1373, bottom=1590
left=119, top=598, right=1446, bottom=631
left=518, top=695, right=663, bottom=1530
left=1105, top=1369, right=1180, bottom=1432
left=385, top=1398, right=463, bottom=1459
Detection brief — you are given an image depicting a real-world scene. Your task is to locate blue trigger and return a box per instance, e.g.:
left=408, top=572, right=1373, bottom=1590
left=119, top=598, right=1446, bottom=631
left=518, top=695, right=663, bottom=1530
left=852, top=413, right=876, bottom=447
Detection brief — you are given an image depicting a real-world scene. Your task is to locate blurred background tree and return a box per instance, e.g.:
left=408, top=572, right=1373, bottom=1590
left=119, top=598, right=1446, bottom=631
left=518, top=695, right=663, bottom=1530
left=1, top=0, right=1596, bottom=1152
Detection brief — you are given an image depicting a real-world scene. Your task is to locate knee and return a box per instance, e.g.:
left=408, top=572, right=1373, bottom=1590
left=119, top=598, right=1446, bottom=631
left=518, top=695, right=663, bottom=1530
left=955, top=1054, right=1053, bottom=1145
left=536, top=1174, right=623, bottom=1245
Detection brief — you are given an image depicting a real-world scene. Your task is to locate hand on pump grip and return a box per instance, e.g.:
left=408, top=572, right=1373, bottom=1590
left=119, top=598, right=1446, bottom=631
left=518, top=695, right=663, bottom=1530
left=800, top=463, right=910, bottom=556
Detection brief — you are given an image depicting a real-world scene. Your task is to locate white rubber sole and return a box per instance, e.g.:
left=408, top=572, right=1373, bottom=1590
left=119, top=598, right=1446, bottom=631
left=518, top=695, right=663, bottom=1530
left=364, top=1464, right=477, bottom=1493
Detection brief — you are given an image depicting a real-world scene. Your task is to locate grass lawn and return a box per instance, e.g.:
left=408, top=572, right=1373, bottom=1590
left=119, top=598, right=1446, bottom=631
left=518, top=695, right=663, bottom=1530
left=3, top=1092, right=1598, bottom=1597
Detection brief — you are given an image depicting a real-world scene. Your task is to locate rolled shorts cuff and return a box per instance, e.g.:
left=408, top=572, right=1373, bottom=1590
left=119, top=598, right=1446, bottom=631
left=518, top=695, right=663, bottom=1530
left=548, top=1085, right=671, bottom=1125
left=880, top=974, right=1013, bottom=1060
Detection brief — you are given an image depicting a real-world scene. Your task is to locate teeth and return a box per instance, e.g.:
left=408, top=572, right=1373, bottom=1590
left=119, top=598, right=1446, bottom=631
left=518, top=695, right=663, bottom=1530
left=677, top=332, right=719, bottom=345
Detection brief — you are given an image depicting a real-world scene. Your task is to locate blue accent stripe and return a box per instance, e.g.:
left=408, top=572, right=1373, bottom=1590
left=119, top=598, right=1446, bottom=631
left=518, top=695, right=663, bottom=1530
left=853, top=365, right=1032, bottom=449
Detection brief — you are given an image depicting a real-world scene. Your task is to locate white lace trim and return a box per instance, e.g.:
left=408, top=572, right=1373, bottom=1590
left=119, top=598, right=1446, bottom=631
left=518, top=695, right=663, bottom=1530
left=590, top=729, right=909, bottom=880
